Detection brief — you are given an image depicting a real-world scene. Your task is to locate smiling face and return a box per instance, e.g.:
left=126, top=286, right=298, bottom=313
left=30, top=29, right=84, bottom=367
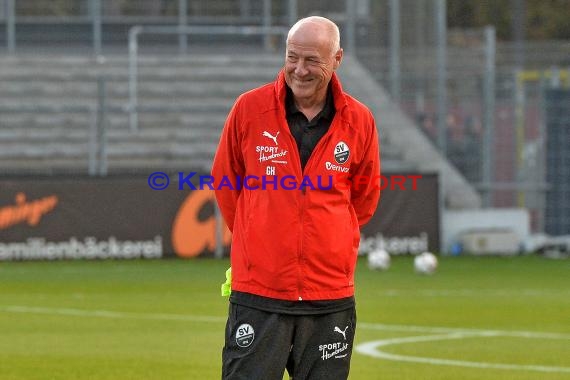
left=284, top=18, right=343, bottom=108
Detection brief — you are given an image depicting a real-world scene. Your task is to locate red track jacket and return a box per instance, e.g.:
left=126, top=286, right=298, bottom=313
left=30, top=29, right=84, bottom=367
left=212, top=71, right=381, bottom=301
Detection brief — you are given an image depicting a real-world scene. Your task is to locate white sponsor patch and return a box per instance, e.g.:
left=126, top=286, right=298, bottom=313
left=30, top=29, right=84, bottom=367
left=319, top=342, right=349, bottom=360
left=325, top=161, right=349, bottom=173
left=318, top=325, right=351, bottom=360
left=256, top=146, right=288, bottom=163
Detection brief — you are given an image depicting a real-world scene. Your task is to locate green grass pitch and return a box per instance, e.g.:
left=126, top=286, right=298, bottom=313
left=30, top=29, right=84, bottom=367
left=0, top=255, right=568, bottom=379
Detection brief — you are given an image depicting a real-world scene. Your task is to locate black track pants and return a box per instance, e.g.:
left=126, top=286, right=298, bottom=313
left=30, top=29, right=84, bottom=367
left=221, top=303, right=356, bottom=380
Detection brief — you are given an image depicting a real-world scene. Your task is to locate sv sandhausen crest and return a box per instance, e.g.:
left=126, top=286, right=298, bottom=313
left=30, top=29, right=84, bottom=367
left=334, top=141, right=350, bottom=164
left=235, top=323, right=255, bottom=348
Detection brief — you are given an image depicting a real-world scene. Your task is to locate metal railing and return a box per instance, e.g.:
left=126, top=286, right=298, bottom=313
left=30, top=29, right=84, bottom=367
left=127, top=24, right=288, bottom=132
left=0, top=77, right=110, bottom=176
left=3, top=0, right=302, bottom=55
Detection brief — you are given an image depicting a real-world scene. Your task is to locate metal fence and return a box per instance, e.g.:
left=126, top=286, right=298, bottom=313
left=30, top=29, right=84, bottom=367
left=2, top=0, right=570, bottom=232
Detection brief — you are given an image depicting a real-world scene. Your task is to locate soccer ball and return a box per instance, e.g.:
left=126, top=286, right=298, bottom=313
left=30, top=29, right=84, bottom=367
left=368, top=249, right=391, bottom=271
left=414, top=252, right=438, bottom=274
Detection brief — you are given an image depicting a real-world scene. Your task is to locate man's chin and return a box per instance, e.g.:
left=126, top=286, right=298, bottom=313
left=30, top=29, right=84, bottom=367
left=291, top=86, right=315, bottom=99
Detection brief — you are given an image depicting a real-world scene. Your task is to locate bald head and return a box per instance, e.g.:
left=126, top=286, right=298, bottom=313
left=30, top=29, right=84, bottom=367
left=287, top=16, right=341, bottom=55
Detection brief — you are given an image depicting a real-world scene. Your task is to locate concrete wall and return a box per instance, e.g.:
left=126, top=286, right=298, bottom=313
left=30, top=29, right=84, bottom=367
left=442, top=208, right=530, bottom=254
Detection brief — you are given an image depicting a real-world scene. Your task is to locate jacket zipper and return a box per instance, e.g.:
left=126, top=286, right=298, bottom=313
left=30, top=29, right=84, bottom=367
left=282, top=112, right=347, bottom=301
left=278, top=114, right=305, bottom=301
left=297, top=186, right=306, bottom=300
left=301, top=118, right=347, bottom=300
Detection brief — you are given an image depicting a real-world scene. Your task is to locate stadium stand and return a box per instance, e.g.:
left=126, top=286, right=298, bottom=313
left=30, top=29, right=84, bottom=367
left=0, top=51, right=480, bottom=207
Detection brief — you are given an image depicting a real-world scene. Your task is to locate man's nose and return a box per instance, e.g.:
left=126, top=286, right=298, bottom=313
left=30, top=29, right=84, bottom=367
left=294, top=61, right=309, bottom=76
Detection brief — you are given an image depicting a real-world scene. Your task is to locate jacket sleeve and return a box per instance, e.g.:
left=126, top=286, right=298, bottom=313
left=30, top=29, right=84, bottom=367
left=211, top=97, right=245, bottom=232
left=351, top=112, right=381, bottom=226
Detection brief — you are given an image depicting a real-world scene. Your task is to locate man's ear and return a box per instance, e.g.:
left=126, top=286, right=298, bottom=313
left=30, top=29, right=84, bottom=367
left=334, top=48, right=343, bottom=70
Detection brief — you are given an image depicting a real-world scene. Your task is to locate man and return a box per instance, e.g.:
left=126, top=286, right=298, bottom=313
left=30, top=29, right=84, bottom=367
left=212, top=16, right=381, bottom=380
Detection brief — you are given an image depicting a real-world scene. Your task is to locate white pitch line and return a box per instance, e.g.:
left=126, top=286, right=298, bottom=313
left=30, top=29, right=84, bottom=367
left=356, top=332, right=570, bottom=373
left=358, top=322, right=570, bottom=340
left=2, top=305, right=570, bottom=341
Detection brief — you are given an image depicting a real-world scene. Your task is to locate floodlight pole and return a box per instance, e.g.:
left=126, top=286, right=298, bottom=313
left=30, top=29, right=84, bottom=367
left=262, top=0, right=271, bottom=51
left=91, top=0, right=102, bottom=56
left=344, top=0, right=356, bottom=55
left=435, top=0, right=447, bottom=156
left=178, top=0, right=188, bottom=54
left=482, top=26, right=496, bottom=207
left=389, top=0, right=401, bottom=103
left=288, top=0, right=298, bottom=27
left=6, top=0, right=15, bottom=54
